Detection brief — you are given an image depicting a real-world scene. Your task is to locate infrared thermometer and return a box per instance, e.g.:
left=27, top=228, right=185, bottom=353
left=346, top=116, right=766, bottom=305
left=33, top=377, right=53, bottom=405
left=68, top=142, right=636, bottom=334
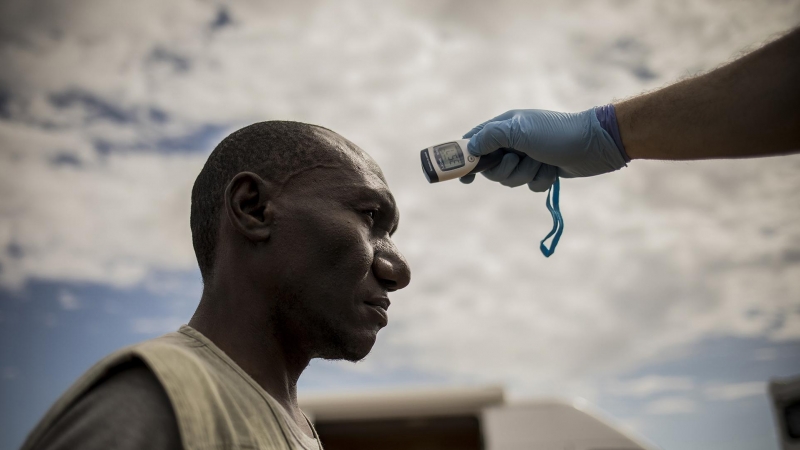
left=420, top=139, right=524, bottom=183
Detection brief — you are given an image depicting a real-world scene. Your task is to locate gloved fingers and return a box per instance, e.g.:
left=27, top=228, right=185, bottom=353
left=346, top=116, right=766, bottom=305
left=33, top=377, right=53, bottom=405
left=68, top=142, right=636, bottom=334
left=459, top=174, right=476, bottom=184
left=527, top=164, right=558, bottom=192
left=500, top=157, right=542, bottom=188
left=462, top=110, right=519, bottom=139
left=462, top=123, right=486, bottom=139
left=467, top=119, right=515, bottom=156
left=482, top=152, right=520, bottom=182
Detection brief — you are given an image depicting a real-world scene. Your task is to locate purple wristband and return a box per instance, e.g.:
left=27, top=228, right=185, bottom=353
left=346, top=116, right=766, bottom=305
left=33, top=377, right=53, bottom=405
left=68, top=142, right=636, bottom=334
left=594, top=104, right=630, bottom=163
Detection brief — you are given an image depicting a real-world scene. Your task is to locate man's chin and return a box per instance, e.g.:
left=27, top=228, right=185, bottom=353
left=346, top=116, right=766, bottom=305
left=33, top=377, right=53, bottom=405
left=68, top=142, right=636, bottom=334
left=318, top=330, right=377, bottom=362
left=323, top=350, right=369, bottom=363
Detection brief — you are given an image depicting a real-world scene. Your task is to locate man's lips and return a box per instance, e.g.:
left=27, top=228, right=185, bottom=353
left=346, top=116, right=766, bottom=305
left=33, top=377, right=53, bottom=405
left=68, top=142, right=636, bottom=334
left=364, top=297, right=390, bottom=326
left=364, top=297, right=390, bottom=311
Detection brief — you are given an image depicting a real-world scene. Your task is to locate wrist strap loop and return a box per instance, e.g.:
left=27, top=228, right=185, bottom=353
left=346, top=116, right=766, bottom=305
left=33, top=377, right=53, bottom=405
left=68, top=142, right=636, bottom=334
left=539, top=176, right=564, bottom=257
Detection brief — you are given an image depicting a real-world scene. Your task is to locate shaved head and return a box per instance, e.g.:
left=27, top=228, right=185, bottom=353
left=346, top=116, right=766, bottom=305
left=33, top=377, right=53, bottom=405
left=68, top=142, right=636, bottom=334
left=190, top=121, right=378, bottom=282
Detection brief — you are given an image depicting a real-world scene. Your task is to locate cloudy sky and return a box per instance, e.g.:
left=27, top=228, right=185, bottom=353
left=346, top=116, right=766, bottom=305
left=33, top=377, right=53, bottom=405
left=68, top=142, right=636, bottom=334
left=1, top=1, right=799, bottom=449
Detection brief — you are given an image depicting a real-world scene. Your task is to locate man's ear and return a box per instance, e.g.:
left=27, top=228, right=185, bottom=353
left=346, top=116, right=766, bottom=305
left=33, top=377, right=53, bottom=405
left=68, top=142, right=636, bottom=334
left=224, top=172, right=275, bottom=242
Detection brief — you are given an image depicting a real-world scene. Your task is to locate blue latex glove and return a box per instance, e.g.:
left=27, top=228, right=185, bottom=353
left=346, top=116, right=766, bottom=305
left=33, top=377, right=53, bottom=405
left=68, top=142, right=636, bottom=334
left=459, top=108, right=629, bottom=191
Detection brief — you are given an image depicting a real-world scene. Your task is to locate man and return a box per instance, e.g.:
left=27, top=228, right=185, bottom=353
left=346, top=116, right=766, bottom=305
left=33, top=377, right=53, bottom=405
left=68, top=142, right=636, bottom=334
left=459, top=27, right=799, bottom=190
left=22, top=121, right=411, bottom=449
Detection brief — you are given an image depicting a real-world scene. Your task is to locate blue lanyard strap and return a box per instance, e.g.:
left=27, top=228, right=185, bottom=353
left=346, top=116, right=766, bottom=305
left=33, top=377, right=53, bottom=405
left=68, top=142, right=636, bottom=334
left=539, top=176, right=564, bottom=257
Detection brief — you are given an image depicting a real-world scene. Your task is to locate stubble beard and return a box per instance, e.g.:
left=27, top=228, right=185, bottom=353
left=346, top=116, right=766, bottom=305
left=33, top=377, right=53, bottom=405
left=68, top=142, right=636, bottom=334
left=273, top=288, right=372, bottom=364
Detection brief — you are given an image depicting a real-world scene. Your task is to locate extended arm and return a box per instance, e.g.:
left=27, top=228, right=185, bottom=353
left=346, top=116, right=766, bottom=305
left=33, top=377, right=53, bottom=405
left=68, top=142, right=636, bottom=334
left=461, top=28, right=800, bottom=191
left=617, top=27, right=800, bottom=160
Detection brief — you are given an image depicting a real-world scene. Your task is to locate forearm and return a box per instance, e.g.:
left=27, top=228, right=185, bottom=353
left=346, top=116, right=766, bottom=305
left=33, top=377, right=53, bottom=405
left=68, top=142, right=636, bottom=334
left=615, top=28, right=800, bottom=161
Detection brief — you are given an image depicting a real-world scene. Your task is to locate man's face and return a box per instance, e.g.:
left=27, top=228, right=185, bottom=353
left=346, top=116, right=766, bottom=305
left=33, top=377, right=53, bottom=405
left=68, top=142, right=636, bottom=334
left=268, top=141, right=411, bottom=362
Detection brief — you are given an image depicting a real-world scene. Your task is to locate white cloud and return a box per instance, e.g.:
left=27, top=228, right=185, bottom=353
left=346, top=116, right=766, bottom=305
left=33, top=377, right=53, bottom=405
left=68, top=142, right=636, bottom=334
left=644, top=396, right=698, bottom=415
left=57, top=289, right=80, bottom=310
left=0, top=121, right=206, bottom=288
left=608, top=376, right=694, bottom=398
left=704, top=382, right=766, bottom=401
left=0, top=0, right=798, bottom=400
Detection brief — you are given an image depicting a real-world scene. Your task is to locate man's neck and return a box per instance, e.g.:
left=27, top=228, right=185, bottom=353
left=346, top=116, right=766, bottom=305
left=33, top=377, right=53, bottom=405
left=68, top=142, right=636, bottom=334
left=188, top=287, right=313, bottom=434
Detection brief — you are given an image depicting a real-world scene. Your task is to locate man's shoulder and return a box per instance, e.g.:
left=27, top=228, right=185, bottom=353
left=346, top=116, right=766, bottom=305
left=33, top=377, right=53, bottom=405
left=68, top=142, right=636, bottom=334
left=21, top=331, right=194, bottom=450
left=125, top=327, right=212, bottom=375
left=25, top=327, right=301, bottom=450
left=28, top=359, right=182, bottom=450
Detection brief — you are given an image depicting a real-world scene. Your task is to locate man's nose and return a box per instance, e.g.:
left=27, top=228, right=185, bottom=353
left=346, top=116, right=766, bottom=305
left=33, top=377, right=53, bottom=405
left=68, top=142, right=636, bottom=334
left=373, top=242, right=411, bottom=292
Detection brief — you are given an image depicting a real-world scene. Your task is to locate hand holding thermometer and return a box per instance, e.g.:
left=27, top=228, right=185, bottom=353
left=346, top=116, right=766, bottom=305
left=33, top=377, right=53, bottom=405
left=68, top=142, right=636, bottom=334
left=420, top=139, right=565, bottom=257
left=420, top=139, right=525, bottom=183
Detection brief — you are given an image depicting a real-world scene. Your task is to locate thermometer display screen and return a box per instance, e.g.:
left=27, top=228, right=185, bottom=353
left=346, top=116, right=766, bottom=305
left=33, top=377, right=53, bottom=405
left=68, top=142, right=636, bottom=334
left=434, top=143, right=465, bottom=171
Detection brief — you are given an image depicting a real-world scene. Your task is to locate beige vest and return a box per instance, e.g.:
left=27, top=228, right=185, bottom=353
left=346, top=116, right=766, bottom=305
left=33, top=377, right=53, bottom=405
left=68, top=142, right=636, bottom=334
left=22, top=325, right=322, bottom=450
